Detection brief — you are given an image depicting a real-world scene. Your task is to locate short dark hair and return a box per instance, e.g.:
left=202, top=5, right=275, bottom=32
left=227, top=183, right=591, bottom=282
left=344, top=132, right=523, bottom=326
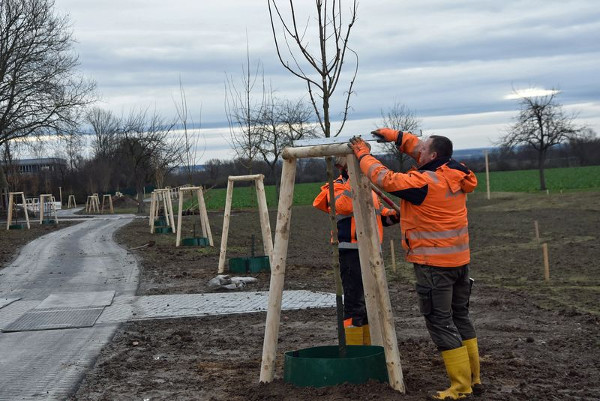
left=429, top=135, right=453, bottom=158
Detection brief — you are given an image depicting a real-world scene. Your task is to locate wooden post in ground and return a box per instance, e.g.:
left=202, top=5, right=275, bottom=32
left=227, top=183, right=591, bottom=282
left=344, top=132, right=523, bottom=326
left=484, top=150, right=491, bottom=200
left=217, top=180, right=234, bottom=273
left=149, top=191, right=157, bottom=233
left=390, top=240, right=397, bottom=273
left=534, top=220, right=540, bottom=243
left=6, top=192, right=31, bottom=230
left=542, top=243, right=550, bottom=281
left=260, top=158, right=297, bottom=383
left=175, top=186, right=214, bottom=247
left=217, top=175, right=273, bottom=273
left=197, top=187, right=213, bottom=246
left=347, top=154, right=404, bottom=391
left=58, top=187, right=62, bottom=206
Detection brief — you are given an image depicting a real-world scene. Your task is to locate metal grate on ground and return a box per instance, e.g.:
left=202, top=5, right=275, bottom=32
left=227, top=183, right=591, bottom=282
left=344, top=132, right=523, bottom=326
left=2, top=308, right=104, bottom=332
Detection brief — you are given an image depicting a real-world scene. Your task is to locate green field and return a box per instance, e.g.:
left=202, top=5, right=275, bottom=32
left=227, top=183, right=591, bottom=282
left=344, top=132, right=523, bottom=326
left=189, top=165, right=600, bottom=210
left=476, top=165, right=600, bottom=192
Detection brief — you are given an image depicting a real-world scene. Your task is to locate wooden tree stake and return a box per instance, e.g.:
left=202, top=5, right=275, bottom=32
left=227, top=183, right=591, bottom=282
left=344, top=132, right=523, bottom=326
left=542, top=243, right=550, bottom=281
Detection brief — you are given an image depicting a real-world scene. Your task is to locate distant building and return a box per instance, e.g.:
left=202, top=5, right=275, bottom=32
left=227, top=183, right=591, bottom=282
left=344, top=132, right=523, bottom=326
left=3, top=158, right=67, bottom=174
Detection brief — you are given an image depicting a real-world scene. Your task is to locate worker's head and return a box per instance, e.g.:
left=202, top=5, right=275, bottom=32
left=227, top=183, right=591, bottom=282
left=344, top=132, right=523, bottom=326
left=418, top=135, right=453, bottom=166
left=334, top=156, right=348, bottom=171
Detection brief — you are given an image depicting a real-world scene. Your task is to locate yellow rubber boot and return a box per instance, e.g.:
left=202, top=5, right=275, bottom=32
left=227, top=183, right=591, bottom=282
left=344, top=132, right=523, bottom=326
left=429, top=346, right=473, bottom=400
left=463, top=338, right=483, bottom=395
left=362, top=324, right=371, bottom=345
left=344, top=326, right=363, bottom=345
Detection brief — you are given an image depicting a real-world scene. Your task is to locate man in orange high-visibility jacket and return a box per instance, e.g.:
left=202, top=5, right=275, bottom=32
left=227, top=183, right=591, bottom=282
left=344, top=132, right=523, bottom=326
left=349, top=129, right=483, bottom=400
left=313, top=156, right=398, bottom=345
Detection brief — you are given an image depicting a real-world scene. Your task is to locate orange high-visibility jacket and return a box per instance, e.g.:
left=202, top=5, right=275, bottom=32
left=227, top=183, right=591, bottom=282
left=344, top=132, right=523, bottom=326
left=313, top=173, right=397, bottom=249
left=357, top=132, right=478, bottom=267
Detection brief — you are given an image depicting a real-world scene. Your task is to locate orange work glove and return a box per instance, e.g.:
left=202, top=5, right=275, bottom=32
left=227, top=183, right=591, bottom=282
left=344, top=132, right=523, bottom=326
left=348, top=136, right=371, bottom=161
left=371, top=128, right=403, bottom=145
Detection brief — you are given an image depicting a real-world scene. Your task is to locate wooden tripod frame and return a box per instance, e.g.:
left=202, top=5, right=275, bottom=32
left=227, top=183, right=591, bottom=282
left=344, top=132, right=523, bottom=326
left=86, top=194, right=100, bottom=213
left=101, top=194, right=114, bottom=214
left=67, top=194, right=77, bottom=208
left=39, top=194, right=59, bottom=224
left=6, top=192, right=31, bottom=230
left=149, top=189, right=177, bottom=234
left=175, top=186, right=213, bottom=247
left=258, top=144, right=405, bottom=393
left=217, top=174, right=273, bottom=274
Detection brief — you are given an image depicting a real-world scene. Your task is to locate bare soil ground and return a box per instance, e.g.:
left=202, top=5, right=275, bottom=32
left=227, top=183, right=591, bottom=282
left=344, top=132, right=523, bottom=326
left=61, top=192, right=600, bottom=400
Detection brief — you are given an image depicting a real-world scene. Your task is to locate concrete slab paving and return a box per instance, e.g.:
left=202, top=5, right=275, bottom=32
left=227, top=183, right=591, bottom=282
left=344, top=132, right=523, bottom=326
left=35, top=291, right=115, bottom=309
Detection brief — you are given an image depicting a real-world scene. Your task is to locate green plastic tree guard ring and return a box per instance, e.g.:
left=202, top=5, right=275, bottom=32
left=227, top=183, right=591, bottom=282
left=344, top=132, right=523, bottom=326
left=154, top=226, right=172, bottom=234
left=228, top=256, right=270, bottom=273
left=284, top=345, right=388, bottom=388
left=41, top=219, right=56, bottom=225
left=9, top=224, right=24, bottom=230
left=181, top=237, right=209, bottom=246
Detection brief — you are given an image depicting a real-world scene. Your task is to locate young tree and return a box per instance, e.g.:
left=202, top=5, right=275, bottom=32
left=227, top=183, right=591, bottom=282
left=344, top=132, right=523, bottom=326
left=501, top=90, right=581, bottom=190
left=0, top=0, right=95, bottom=147
left=224, top=44, right=264, bottom=175
left=267, top=0, right=358, bottom=357
left=380, top=101, right=421, bottom=171
left=173, top=78, right=204, bottom=183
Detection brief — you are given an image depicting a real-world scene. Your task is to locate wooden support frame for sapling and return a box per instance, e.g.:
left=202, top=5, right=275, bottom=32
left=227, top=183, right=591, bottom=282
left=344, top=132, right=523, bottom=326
left=39, top=194, right=59, bottom=224
left=101, top=194, right=114, bottom=214
left=259, top=144, right=405, bottom=393
left=175, top=186, right=213, bottom=247
left=6, top=192, right=31, bottom=230
left=67, top=194, right=77, bottom=208
left=85, top=194, right=100, bottom=213
left=217, top=174, right=273, bottom=274
left=149, top=189, right=176, bottom=234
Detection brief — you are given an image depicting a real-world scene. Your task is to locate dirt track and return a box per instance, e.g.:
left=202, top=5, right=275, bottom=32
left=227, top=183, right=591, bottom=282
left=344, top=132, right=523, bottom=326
left=69, top=192, right=600, bottom=400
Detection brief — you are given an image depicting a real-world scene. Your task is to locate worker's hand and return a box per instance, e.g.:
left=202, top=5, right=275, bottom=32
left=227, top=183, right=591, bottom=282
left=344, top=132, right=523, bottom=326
left=371, top=128, right=402, bottom=145
left=348, top=136, right=371, bottom=160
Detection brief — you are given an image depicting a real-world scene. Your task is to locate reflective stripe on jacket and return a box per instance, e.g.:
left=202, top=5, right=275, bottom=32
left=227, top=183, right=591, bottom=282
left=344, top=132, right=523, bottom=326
left=313, top=173, right=396, bottom=249
left=358, top=132, right=478, bottom=267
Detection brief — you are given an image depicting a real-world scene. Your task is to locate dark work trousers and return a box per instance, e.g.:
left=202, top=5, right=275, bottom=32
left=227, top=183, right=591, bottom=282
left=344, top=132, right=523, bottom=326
left=339, top=248, right=368, bottom=327
left=414, top=263, right=476, bottom=351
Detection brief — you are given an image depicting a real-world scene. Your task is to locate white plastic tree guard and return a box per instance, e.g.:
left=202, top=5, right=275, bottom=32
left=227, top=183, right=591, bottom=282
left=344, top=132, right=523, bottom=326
left=258, top=144, right=405, bottom=393
left=39, top=194, right=59, bottom=224
left=175, top=186, right=213, bottom=247
left=149, top=188, right=177, bottom=234
left=6, top=192, right=31, bottom=230
left=217, top=174, right=273, bottom=274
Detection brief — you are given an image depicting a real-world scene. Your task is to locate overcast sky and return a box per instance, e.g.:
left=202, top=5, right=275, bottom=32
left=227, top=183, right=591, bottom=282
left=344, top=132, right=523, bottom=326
left=53, top=0, right=600, bottom=161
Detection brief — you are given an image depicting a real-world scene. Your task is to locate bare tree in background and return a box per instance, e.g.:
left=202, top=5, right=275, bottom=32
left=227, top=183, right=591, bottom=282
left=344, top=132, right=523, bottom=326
left=380, top=101, right=421, bottom=171
left=224, top=43, right=264, bottom=174
left=118, top=109, right=183, bottom=212
left=268, top=0, right=358, bottom=353
left=501, top=90, right=581, bottom=190
left=174, top=78, right=204, bottom=183
left=257, top=92, right=316, bottom=194
left=87, top=107, right=121, bottom=193
left=0, top=0, right=95, bottom=148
